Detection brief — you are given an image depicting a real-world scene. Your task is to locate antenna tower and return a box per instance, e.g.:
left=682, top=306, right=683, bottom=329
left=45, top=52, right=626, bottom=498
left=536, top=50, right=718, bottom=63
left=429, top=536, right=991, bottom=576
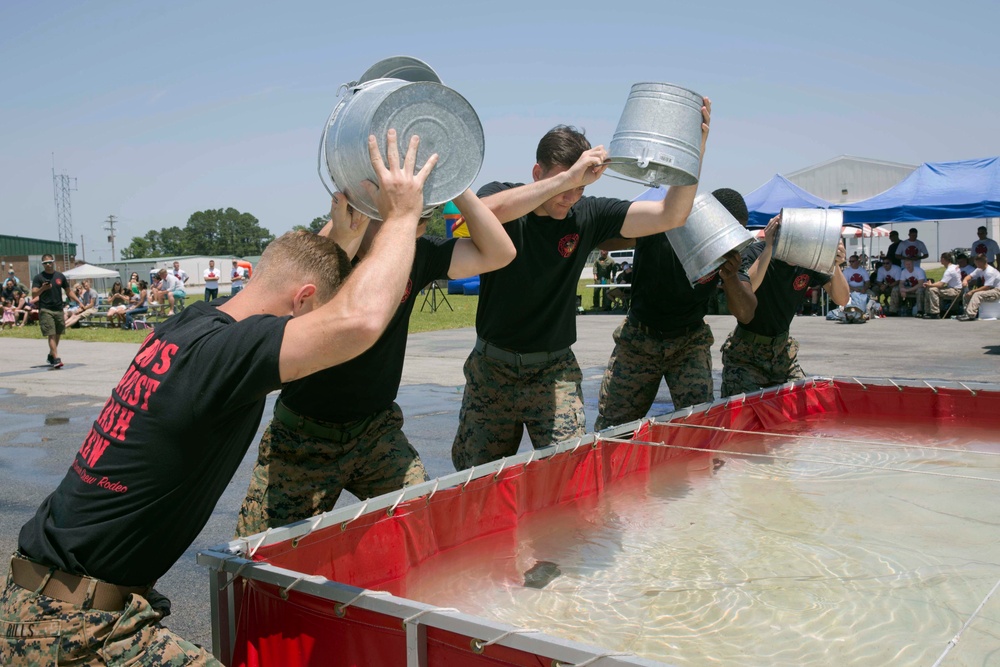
left=52, top=157, right=78, bottom=270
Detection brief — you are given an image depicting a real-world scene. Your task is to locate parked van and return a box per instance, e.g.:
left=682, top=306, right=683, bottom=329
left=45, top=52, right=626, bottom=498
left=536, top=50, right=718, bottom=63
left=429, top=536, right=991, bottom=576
left=608, top=249, right=634, bottom=268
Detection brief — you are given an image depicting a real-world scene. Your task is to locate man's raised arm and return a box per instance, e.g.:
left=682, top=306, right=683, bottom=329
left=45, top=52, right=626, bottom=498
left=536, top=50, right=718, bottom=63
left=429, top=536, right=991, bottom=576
left=447, top=189, right=517, bottom=279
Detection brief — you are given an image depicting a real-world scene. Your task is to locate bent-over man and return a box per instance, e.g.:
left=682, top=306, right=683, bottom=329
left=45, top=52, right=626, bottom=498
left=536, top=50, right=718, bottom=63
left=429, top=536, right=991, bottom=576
left=595, top=188, right=757, bottom=430
left=451, top=101, right=711, bottom=470
left=236, top=186, right=515, bottom=536
left=1, top=131, right=436, bottom=665
left=720, top=214, right=849, bottom=397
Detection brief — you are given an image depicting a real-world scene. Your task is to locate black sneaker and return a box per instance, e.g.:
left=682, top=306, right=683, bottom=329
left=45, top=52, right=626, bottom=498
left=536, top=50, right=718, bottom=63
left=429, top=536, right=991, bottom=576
left=955, top=314, right=973, bottom=322
left=50, top=357, right=63, bottom=369
left=46, top=353, right=54, bottom=365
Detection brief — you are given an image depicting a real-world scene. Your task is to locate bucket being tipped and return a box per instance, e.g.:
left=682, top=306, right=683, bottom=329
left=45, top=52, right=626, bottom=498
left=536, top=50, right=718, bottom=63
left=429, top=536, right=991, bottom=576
left=319, top=58, right=484, bottom=220
left=607, top=82, right=704, bottom=187
left=773, top=208, right=844, bottom=273
left=667, top=193, right=755, bottom=286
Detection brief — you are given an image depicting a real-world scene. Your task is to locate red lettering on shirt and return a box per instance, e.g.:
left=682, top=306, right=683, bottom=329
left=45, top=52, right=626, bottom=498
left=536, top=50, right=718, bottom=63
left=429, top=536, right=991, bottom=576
left=134, top=339, right=162, bottom=369
left=151, top=344, right=178, bottom=375
left=79, top=429, right=111, bottom=468
left=401, top=279, right=412, bottom=304
left=792, top=274, right=810, bottom=291
left=107, top=407, right=135, bottom=441
left=557, top=234, right=580, bottom=258
left=72, top=460, right=97, bottom=485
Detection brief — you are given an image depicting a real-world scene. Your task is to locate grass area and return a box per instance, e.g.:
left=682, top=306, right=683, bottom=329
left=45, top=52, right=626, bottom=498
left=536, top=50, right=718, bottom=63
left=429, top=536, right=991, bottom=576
left=1, top=282, right=605, bottom=341
left=924, top=267, right=944, bottom=281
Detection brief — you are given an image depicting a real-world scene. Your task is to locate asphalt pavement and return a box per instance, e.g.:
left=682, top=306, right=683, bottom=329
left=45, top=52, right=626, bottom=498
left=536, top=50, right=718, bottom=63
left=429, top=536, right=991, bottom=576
left=0, top=313, right=997, bottom=650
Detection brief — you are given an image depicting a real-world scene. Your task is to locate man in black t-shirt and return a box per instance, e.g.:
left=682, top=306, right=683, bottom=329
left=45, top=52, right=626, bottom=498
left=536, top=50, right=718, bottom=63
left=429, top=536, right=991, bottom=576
left=720, top=214, right=850, bottom=397
left=31, top=253, right=82, bottom=368
left=3, top=132, right=437, bottom=665
left=595, top=189, right=758, bottom=430
left=452, top=104, right=712, bottom=470
left=885, top=230, right=902, bottom=268
left=235, top=187, right=515, bottom=536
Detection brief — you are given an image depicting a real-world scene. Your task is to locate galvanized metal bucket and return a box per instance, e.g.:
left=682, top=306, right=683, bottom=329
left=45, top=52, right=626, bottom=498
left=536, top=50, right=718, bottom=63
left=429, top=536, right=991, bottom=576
left=320, top=78, right=484, bottom=220
left=773, top=208, right=844, bottom=272
left=356, top=55, right=441, bottom=85
left=667, top=193, right=755, bottom=286
left=607, top=82, right=704, bottom=187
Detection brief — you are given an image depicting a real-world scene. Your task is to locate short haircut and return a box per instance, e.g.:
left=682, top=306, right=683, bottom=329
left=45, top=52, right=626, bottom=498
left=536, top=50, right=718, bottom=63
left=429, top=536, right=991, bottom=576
left=941, top=252, right=954, bottom=263
left=889, top=230, right=899, bottom=238
left=41, top=254, right=54, bottom=261
left=254, top=231, right=352, bottom=303
left=978, top=226, right=987, bottom=232
left=908, top=228, right=918, bottom=234
left=849, top=254, right=859, bottom=261
left=956, top=253, right=968, bottom=262
left=157, top=269, right=168, bottom=277
left=536, top=125, right=591, bottom=172
left=711, top=188, right=749, bottom=225
left=975, top=253, right=988, bottom=264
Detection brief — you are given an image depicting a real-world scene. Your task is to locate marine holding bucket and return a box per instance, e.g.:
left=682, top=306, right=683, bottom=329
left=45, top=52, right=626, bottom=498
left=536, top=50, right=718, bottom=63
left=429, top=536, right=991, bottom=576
left=667, top=193, right=756, bottom=286
left=319, top=56, right=485, bottom=220
left=773, top=208, right=844, bottom=273
left=606, top=82, right=706, bottom=187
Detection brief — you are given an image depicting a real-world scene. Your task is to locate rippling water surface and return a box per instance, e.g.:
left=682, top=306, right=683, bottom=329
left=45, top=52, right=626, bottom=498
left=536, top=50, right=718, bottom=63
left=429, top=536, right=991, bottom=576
left=400, top=418, right=1000, bottom=665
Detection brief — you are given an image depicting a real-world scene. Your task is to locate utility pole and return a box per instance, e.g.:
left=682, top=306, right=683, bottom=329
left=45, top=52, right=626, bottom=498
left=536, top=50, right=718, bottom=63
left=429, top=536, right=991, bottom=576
left=52, top=155, right=77, bottom=271
left=104, top=215, right=118, bottom=262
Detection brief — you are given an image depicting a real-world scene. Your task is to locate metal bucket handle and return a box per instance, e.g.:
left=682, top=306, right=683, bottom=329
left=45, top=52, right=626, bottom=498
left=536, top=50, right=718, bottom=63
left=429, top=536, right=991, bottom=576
left=316, top=83, right=353, bottom=199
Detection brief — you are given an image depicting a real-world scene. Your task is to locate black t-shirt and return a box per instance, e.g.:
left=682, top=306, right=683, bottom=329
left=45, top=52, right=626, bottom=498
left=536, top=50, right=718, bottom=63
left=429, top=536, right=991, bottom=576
left=18, top=301, right=288, bottom=585
left=475, top=182, right=630, bottom=352
left=281, top=236, right=457, bottom=422
left=32, top=270, right=69, bottom=310
left=738, top=241, right=829, bottom=337
left=886, top=241, right=902, bottom=267
left=629, top=233, right=750, bottom=333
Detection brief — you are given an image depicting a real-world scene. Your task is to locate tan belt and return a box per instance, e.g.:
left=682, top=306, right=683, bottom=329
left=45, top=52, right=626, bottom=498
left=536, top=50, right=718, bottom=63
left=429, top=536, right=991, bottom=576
left=10, top=555, right=151, bottom=612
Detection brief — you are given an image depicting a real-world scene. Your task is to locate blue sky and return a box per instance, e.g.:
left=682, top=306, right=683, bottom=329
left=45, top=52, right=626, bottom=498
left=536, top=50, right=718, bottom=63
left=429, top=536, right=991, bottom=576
left=1, top=0, right=997, bottom=262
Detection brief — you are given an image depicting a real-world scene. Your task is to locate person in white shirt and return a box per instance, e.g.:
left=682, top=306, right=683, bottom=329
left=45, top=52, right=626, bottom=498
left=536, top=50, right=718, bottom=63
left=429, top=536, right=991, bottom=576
left=171, top=260, right=189, bottom=285
left=957, top=253, right=1000, bottom=321
left=891, top=258, right=926, bottom=316
left=922, top=252, right=963, bottom=319
left=154, top=268, right=186, bottom=316
left=231, top=260, right=247, bottom=295
left=842, top=254, right=870, bottom=294
left=895, top=228, right=929, bottom=268
left=969, top=226, right=1000, bottom=268
left=203, top=260, right=221, bottom=302
left=872, top=256, right=902, bottom=313
left=956, top=254, right=975, bottom=280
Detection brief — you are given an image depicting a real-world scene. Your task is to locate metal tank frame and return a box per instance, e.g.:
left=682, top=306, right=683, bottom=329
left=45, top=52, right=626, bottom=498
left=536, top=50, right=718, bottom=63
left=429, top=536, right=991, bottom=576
left=197, top=376, right=1000, bottom=667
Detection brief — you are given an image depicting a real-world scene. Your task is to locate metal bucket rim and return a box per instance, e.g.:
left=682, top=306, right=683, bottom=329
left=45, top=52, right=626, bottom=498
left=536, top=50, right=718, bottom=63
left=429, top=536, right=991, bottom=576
left=356, top=55, right=442, bottom=85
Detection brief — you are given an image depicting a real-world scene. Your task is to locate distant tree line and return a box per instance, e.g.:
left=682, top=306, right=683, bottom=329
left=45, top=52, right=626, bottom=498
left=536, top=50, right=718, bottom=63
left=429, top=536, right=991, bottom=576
left=122, top=204, right=450, bottom=260
left=120, top=208, right=275, bottom=259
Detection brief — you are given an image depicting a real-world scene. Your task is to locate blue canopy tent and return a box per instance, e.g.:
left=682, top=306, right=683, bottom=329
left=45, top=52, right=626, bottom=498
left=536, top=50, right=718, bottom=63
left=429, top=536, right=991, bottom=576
left=834, top=157, right=1000, bottom=223
left=634, top=176, right=832, bottom=228
left=742, top=174, right=831, bottom=227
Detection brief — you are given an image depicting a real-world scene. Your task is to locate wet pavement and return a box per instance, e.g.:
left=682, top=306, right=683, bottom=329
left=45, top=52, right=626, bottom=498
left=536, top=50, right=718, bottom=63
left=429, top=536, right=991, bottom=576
left=0, top=314, right=997, bottom=650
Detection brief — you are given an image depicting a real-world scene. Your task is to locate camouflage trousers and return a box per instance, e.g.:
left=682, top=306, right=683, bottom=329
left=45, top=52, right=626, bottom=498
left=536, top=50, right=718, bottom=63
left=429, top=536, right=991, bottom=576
left=594, top=318, right=714, bottom=431
left=720, top=329, right=805, bottom=398
left=890, top=286, right=924, bottom=314
left=451, top=347, right=585, bottom=470
left=236, top=402, right=427, bottom=537
left=0, top=565, right=217, bottom=666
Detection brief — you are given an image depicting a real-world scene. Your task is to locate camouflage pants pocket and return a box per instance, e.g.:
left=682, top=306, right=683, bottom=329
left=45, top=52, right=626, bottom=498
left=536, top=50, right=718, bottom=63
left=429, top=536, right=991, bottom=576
left=99, top=593, right=218, bottom=666
left=0, top=619, right=60, bottom=665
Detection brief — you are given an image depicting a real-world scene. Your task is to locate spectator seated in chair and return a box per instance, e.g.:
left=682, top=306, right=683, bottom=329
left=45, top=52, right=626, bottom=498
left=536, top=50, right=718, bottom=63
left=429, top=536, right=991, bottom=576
left=607, top=261, right=633, bottom=311
left=152, top=268, right=185, bottom=316
left=957, top=253, right=1000, bottom=321
left=124, top=280, right=150, bottom=330
left=922, top=252, right=963, bottom=319
left=891, top=258, right=926, bottom=316
left=105, top=280, right=130, bottom=327
left=871, top=256, right=901, bottom=313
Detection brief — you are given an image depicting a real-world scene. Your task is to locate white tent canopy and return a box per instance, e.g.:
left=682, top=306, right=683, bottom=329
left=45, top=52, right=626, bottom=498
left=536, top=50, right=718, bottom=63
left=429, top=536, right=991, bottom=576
left=62, top=264, right=120, bottom=280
